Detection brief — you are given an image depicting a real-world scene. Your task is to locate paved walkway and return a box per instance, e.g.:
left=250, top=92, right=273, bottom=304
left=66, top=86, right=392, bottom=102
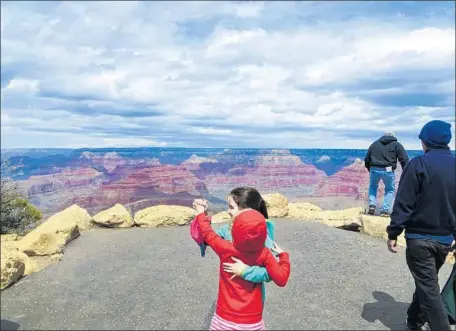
left=1, top=219, right=452, bottom=330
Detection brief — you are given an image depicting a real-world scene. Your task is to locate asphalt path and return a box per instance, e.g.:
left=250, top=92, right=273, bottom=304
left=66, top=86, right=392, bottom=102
left=1, top=219, right=452, bottom=330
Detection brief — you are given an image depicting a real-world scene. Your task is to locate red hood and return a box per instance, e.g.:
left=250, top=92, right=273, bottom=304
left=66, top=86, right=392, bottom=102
left=232, top=209, right=267, bottom=252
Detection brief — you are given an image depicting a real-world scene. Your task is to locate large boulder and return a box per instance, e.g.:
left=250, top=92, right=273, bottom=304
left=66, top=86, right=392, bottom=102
left=92, top=204, right=133, bottom=228
left=212, top=211, right=231, bottom=224
left=18, top=206, right=81, bottom=256
left=55, top=204, right=92, bottom=231
left=1, top=243, right=26, bottom=290
left=134, top=205, right=195, bottom=228
left=1, top=241, right=34, bottom=276
left=287, top=203, right=322, bottom=218
left=263, top=193, right=288, bottom=218
left=360, top=215, right=406, bottom=247
left=288, top=207, right=363, bottom=228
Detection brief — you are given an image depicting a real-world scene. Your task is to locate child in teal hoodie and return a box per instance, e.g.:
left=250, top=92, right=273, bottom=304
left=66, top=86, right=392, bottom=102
left=196, top=187, right=279, bottom=303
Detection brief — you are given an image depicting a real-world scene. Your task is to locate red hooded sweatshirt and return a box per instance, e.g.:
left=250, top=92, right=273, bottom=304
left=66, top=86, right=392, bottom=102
left=197, top=209, right=291, bottom=324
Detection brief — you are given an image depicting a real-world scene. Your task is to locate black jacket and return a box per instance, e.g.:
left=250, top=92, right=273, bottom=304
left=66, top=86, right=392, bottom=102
left=387, top=148, right=456, bottom=240
left=364, top=135, right=409, bottom=171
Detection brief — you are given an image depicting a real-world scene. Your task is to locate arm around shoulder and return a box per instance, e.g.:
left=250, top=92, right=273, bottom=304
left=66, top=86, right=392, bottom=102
left=263, top=250, right=290, bottom=287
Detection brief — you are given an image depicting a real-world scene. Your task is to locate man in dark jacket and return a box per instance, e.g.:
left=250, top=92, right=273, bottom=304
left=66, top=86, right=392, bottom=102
left=386, top=120, right=455, bottom=331
left=364, top=132, right=409, bottom=216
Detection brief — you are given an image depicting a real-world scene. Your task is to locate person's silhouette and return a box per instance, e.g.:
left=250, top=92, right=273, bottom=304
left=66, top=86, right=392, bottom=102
left=361, top=291, right=410, bottom=330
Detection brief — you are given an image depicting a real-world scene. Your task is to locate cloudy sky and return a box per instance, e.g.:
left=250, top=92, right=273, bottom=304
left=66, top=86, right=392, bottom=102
left=1, top=1, right=455, bottom=150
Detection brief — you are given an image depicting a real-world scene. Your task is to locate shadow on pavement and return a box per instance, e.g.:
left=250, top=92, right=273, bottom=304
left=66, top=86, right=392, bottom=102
left=1, top=319, right=20, bottom=331
left=361, top=291, right=409, bottom=331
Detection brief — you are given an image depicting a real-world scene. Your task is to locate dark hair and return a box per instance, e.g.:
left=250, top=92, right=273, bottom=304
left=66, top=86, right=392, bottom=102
left=228, top=186, right=268, bottom=219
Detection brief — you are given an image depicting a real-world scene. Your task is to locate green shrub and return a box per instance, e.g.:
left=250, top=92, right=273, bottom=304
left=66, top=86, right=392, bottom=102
left=1, top=160, right=42, bottom=235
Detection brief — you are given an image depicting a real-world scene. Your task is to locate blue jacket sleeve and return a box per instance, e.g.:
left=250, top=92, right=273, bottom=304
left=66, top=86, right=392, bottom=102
left=242, top=265, right=271, bottom=283
left=387, top=158, right=424, bottom=240
left=200, top=224, right=230, bottom=257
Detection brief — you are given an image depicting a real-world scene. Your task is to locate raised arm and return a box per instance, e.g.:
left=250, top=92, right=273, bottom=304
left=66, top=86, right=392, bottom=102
left=200, top=224, right=230, bottom=257
left=197, top=212, right=233, bottom=256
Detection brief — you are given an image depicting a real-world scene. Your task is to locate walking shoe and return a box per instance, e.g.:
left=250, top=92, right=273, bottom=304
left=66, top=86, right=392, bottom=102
left=380, top=210, right=390, bottom=217
left=405, top=317, right=424, bottom=330
left=367, top=206, right=376, bottom=215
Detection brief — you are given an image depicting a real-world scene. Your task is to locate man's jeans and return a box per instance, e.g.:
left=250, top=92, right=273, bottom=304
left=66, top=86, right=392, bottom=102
left=368, top=167, right=395, bottom=212
left=406, top=239, right=451, bottom=330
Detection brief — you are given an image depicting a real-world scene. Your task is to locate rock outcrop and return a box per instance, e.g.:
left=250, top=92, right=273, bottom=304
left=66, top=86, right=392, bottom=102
left=79, top=151, right=161, bottom=173
left=287, top=202, right=322, bottom=218
left=288, top=206, right=363, bottom=229
left=212, top=211, right=231, bottom=224
left=1, top=244, right=26, bottom=290
left=17, top=204, right=85, bottom=272
left=360, top=215, right=406, bottom=247
left=205, top=150, right=327, bottom=200
left=1, top=234, right=22, bottom=242
left=134, top=205, right=195, bottom=228
left=263, top=193, right=289, bottom=218
left=312, top=160, right=402, bottom=203
left=73, top=165, right=207, bottom=213
left=92, top=204, right=133, bottom=228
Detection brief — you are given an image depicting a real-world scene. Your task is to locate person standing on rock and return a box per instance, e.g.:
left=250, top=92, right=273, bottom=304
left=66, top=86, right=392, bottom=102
left=364, top=132, right=409, bottom=216
left=386, top=120, right=455, bottom=331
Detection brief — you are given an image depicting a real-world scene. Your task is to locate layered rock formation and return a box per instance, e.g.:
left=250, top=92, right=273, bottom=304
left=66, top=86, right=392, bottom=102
left=79, top=151, right=161, bottom=173
left=205, top=150, right=327, bottom=199
left=312, top=159, right=403, bottom=205
left=17, top=167, right=105, bottom=217
left=71, top=165, right=209, bottom=214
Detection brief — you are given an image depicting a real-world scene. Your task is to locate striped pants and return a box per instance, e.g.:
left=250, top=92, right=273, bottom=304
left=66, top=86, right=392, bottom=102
left=210, top=313, right=265, bottom=330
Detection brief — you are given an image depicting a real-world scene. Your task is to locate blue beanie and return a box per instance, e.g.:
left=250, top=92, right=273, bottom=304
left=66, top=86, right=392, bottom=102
left=419, top=120, right=452, bottom=148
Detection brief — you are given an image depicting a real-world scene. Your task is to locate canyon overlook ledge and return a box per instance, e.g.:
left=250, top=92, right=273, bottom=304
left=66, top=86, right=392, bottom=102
left=1, top=192, right=454, bottom=291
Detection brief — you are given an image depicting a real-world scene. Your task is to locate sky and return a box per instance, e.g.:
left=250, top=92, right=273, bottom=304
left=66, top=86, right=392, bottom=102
left=1, top=1, right=455, bottom=150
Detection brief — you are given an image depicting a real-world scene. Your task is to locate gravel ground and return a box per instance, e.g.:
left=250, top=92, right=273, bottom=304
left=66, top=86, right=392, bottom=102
left=0, top=219, right=452, bottom=330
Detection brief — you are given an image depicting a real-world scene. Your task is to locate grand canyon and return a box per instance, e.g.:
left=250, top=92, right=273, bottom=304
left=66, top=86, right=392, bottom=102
left=1, top=148, right=425, bottom=218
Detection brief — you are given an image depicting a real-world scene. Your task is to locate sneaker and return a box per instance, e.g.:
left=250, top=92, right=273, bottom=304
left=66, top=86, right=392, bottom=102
left=380, top=210, right=390, bottom=217
left=405, top=317, right=424, bottom=330
left=367, top=206, right=376, bottom=215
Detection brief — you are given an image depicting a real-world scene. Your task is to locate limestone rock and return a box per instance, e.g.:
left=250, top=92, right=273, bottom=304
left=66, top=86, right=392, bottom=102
left=28, top=254, right=62, bottom=273
left=55, top=204, right=92, bottom=231
left=134, top=205, right=195, bottom=228
left=263, top=193, right=289, bottom=218
left=1, top=242, right=34, bottom=276
left=287, top=203, right=322, bottom=218
left=92, top=204, right=133, bottom=228
left=288, top=207, right=363, bottom=228
left=1, top=245, right=26, bottom=290
left=1, top=234, right=22, bottom=242
left=18, top=207, right=81, bottom=256
left=212, top=211, right=231, bottom=224
left=360, top=215, right=406, bottom=247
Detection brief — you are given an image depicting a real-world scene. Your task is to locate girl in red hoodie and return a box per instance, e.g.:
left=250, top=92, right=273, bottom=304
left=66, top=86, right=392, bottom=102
left=194, top=201, right=291, bottom=331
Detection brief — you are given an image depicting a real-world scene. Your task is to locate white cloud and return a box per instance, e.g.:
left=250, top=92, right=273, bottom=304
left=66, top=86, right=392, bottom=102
left=0, top=1, right=454, bottom=150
